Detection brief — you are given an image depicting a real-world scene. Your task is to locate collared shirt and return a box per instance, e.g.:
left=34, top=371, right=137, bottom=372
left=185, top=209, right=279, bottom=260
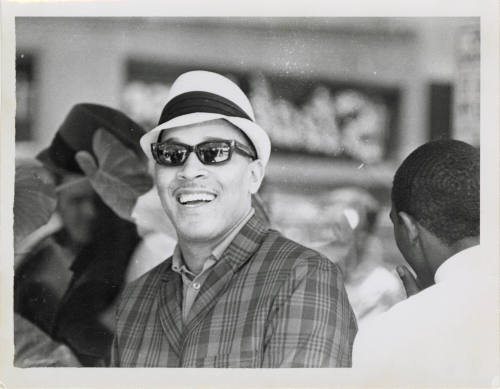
left=352, top=245, right=499, bottom=386
left=171, top=208, right=254, bottom=322
left=433, top=245, right=479, bottom=283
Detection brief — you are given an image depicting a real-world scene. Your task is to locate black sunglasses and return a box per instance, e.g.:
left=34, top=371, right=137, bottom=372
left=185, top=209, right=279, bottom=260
left=151, top=139, right=257, bottom=166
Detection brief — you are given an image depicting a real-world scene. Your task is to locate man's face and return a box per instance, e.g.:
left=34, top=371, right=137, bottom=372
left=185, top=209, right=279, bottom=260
left=154, top=119, right=263, bottom=245
left=58, top=177, right=98, bottom=246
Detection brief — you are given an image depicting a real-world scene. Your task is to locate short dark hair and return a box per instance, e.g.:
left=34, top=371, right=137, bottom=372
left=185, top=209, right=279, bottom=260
left=392, top=139, right=479, bottom=245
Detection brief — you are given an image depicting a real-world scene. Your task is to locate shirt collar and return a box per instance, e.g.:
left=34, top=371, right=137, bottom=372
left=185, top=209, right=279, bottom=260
left=434, top=245, right=480, bottom=283
left=171, top=207, right=255, bottom=275
left=171, top=245, right=195, bottom=277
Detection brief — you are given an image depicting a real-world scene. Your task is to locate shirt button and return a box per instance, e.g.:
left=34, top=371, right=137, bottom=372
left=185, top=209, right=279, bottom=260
left=192, top=282, right=201, bottom=290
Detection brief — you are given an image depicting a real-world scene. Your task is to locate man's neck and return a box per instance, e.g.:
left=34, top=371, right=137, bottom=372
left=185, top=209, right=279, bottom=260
left=177, top=240, right=214, bottom=275
left=448, top=237, right=479, bottom=256
left=177, top=208, right=253, bottom=274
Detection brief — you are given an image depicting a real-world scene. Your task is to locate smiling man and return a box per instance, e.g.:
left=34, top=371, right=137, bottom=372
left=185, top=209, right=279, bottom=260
left=111, top=70, right=357, bottom=367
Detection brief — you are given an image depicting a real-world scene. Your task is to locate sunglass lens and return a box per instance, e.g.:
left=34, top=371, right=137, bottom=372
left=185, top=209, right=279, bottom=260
left=157, top=144, right=188, bottom=166
left=198, top=142, right=231, bottom=164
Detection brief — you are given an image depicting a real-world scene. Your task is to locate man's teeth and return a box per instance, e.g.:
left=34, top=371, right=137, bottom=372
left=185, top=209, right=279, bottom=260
left=178, top=193, right=216, bottom=204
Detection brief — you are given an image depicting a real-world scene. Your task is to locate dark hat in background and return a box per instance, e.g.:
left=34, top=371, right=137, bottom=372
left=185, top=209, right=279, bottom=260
left=37, top=103, right=145, bottom=176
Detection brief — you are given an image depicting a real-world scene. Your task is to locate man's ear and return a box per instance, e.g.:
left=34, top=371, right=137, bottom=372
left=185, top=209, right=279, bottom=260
left=248, top=159, right=264, bottom=194
left=398, top=211, right=420, bottom=245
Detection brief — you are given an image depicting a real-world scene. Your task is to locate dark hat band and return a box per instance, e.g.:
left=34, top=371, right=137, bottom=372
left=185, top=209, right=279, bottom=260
left=158, top=91, right=252, bottom=126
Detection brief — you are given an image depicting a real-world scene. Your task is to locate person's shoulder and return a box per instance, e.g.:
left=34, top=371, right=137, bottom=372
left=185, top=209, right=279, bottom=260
left=119, top=257, right=172, bottom=302
left=262, top=229, right=328, bottom=257
left=359, top=282, right=439, bottom=338
left=15, top=234, right=66, bottom=281
left=18, top=234, right=57, bottom=263
left=260, top=229, right=339, bottom=273
left=125, top=257, right=171, bottom=287
left=115, top=257, right=172, bottom=324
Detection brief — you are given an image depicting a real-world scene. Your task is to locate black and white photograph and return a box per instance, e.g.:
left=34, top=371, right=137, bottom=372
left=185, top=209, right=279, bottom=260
left=1, top=1, right=498, bottom=388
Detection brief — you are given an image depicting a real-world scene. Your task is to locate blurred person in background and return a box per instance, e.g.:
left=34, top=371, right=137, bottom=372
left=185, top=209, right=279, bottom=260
left=15, top=103, right=150, bottom=366
left=112, top=70, right=357, bottom=367
left=14, top=162, right=81, bottom=367
left=15, top=175, right=100, bottom=341
left=353, top=140, right=497, bottom=385
left=313, top=187, right=405, bottom=324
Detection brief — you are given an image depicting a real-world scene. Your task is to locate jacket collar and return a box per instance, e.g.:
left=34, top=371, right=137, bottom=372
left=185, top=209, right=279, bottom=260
left=158, top=214, right=269, bottom=353
left=185, top=213, right=268, bottom=325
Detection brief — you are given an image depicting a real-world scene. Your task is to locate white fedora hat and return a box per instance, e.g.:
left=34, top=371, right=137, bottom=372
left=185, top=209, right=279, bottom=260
left=140, top=70, right=271, bottom=167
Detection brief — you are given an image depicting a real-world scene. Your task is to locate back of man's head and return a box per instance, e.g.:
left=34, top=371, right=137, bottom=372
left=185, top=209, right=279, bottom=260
left=392, top=139, right=479, bottom=246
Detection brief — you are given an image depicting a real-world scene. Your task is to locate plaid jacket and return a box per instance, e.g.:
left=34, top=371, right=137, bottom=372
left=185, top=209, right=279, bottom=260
left=111, top=215, right=357, bottom=367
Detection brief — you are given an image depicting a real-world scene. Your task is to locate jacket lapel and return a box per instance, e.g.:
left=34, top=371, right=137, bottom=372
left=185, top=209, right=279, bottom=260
left=158, top=260, right=184, bottom=356
left=184, top=215, right=268, bottom=331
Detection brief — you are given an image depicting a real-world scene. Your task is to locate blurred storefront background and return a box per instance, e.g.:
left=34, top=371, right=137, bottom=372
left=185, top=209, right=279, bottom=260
left=15, top=17, right=479, bottom=268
